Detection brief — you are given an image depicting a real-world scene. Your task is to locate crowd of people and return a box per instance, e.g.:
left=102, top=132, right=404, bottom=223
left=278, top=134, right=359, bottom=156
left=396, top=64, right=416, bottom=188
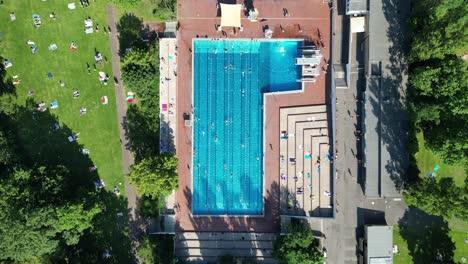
left=7, top=4, right=116, bottom=194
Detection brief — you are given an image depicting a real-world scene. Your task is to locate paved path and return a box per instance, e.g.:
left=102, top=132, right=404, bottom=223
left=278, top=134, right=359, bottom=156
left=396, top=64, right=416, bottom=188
left=159, top=38, right=178, bottom=154
left=106, top=4, right=143, bottom=260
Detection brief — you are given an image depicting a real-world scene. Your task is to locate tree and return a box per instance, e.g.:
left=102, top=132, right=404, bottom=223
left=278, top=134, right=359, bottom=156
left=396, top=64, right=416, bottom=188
left=129, top=154, right=178, bottom=198
left=409, top=0, right=468, bottom=61
left=154, top=0, right=177, bottom=20
left=0, top=207, right=60, bottom=262
left=121, top=46, right=159, bottom=95
left=0, top=130, right=17, bottom=167
left=410, top=56, right=468, bottom=122
left=121, top=43, right=160, bottom=161
left=56, top=204, right=101, bottom=245
left=404, top=177, right=466, bottom=220
left=273, top=223, right=324, bottom=264
left=136, top=236, right=156, bottom=264
left=137, top=235, right=175, bottom=264
left=409, top=56, right=468, bottom=165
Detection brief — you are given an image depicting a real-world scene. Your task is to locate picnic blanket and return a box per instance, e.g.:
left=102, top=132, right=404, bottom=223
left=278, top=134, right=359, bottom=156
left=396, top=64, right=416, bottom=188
left=50, top=101, right=58, bottom=109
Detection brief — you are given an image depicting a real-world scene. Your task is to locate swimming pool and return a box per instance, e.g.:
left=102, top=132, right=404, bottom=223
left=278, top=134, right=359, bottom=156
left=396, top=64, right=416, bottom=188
left=193, top=39, right=303, bottom=215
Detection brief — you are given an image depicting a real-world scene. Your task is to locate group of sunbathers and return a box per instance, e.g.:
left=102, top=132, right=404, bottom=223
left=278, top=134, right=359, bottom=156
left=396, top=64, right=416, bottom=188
left=72, top=89, right=80, bottom=98
left=80, top=107, right=87, bottom=115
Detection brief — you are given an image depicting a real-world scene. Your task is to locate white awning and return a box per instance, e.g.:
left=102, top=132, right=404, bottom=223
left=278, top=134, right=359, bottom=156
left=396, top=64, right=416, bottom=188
left=220, top=3, right=242, bottom=28
left=351, top=16, right=366, bottom=33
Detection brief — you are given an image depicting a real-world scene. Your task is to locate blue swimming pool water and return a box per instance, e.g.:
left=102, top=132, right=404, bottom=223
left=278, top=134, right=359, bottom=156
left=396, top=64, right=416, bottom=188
left=193, top=39, right=303, bottom=215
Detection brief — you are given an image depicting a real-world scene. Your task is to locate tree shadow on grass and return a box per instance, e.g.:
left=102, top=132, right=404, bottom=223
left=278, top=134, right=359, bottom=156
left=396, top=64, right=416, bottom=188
left=10, top=99, right=134, bottom=263
left=398, top=207, right=455, bottom=264
left=0, top=55, right=16, bottom=96
left=62, top=193, right=134, bottom=263
left=122, top=104, right=160, bottom=163
left=117, top=13, right=147, bottom=55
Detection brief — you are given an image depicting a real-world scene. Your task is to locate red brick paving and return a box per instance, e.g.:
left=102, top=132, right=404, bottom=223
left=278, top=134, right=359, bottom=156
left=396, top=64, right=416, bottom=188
left=175, top=0, right=330, bottom=232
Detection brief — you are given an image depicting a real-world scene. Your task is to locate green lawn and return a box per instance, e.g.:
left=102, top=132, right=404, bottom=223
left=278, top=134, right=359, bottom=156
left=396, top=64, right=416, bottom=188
left=0, top=1, right=133, bottom=259
left=0, top=0, right=123, bottom=190
left=449, top=218, right=468, bottom=262
left=415, top=132, right=466, bottom=186
left=393, top=226, right=413, bottom=264
left=394, top=219, right=468, bottom=264
left=394, top=133, right=467, bottom=263
left=117, top=0, right=176, bottom=22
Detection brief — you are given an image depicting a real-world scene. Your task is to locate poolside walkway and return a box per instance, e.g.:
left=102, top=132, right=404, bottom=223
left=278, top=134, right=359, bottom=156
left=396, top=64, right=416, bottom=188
left=159, top=38, right=178, bottom=154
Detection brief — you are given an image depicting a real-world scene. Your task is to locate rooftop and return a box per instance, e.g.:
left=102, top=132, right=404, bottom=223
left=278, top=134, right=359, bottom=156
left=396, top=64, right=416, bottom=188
left=365, top=225, right=393, bottom=264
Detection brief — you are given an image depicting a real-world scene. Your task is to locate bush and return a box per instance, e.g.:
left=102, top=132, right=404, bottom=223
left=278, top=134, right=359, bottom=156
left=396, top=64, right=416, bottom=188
left=139, top=195, right=162, bottom=218
left=137, top=235, right=175, bottom=264
left=273, top=222, right=324, bottom=264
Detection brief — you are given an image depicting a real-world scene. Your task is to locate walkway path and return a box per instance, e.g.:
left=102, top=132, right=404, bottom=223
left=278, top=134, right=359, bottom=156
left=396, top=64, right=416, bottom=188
left=159, top=38, right=178, bottom=154
left=106, top=4, right=143, bottom=259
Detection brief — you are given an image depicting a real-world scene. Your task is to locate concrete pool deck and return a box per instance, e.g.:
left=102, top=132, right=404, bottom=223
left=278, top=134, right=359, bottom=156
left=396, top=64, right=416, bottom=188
left=175, top=0, right=330, bottom=233
left=159, top=38, right=178, bottom=154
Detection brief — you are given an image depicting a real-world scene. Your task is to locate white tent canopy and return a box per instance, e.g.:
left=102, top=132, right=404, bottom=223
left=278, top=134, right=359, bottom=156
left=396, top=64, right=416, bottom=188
left=220, top=3, right=242, bottom=28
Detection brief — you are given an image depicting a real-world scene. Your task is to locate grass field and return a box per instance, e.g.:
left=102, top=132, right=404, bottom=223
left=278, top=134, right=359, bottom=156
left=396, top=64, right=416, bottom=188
left=393, top=226, right=413, bottom=264
left=415, top=132, right=466, bottom=186
left=0, top=0, right=134, bottom=260
left=394, top=132, right=467, bottom=263
left=449, top=218, right=468, bottom=262
left=394, top=219, right=468, bottom=264
left=0, top=0, right=124, bottom=190
left=118, top=0, right=176, bottom=22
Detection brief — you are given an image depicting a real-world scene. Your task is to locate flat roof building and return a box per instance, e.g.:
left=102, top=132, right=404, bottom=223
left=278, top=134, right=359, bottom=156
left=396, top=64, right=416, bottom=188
left=365, top=226, right=394, bottom=264
left=362, top=0, right=410, bottom=198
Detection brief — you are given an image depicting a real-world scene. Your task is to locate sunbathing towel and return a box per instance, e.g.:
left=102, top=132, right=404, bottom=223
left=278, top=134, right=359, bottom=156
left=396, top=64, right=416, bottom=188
left=4, top=60, right=12, bottom=68
left=101, top=96, right=108, bottom=104
left=50, top=101, right=58, bottom=109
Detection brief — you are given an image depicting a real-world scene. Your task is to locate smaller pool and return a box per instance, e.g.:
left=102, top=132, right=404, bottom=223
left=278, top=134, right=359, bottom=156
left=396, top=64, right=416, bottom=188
left=258, top=40, right=303, bottom=92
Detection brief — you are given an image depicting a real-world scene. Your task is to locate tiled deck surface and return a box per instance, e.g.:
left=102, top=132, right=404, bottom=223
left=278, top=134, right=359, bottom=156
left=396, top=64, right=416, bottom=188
left=176, top=0, right=330, bottom=233
left=279, top=106, right=333, bottom=217
left=159, top=38, right=178, bottom=154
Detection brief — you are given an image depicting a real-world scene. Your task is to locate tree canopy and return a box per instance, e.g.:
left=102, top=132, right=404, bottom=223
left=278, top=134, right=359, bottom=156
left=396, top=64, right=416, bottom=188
left=408, top=0, right=468, bottom=167
left=404, top=177, right=467, bottom=220
left=409, top=56, right=468, bottom=165
left=129, top=154, right=179, bottom=198
left=121, top=42, right=161, bottom=161
left=0, top=85, right=106, bottom=261
left=409, top=0, right=468, bottom=61
left=273, top=223, right=324, bottom=264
